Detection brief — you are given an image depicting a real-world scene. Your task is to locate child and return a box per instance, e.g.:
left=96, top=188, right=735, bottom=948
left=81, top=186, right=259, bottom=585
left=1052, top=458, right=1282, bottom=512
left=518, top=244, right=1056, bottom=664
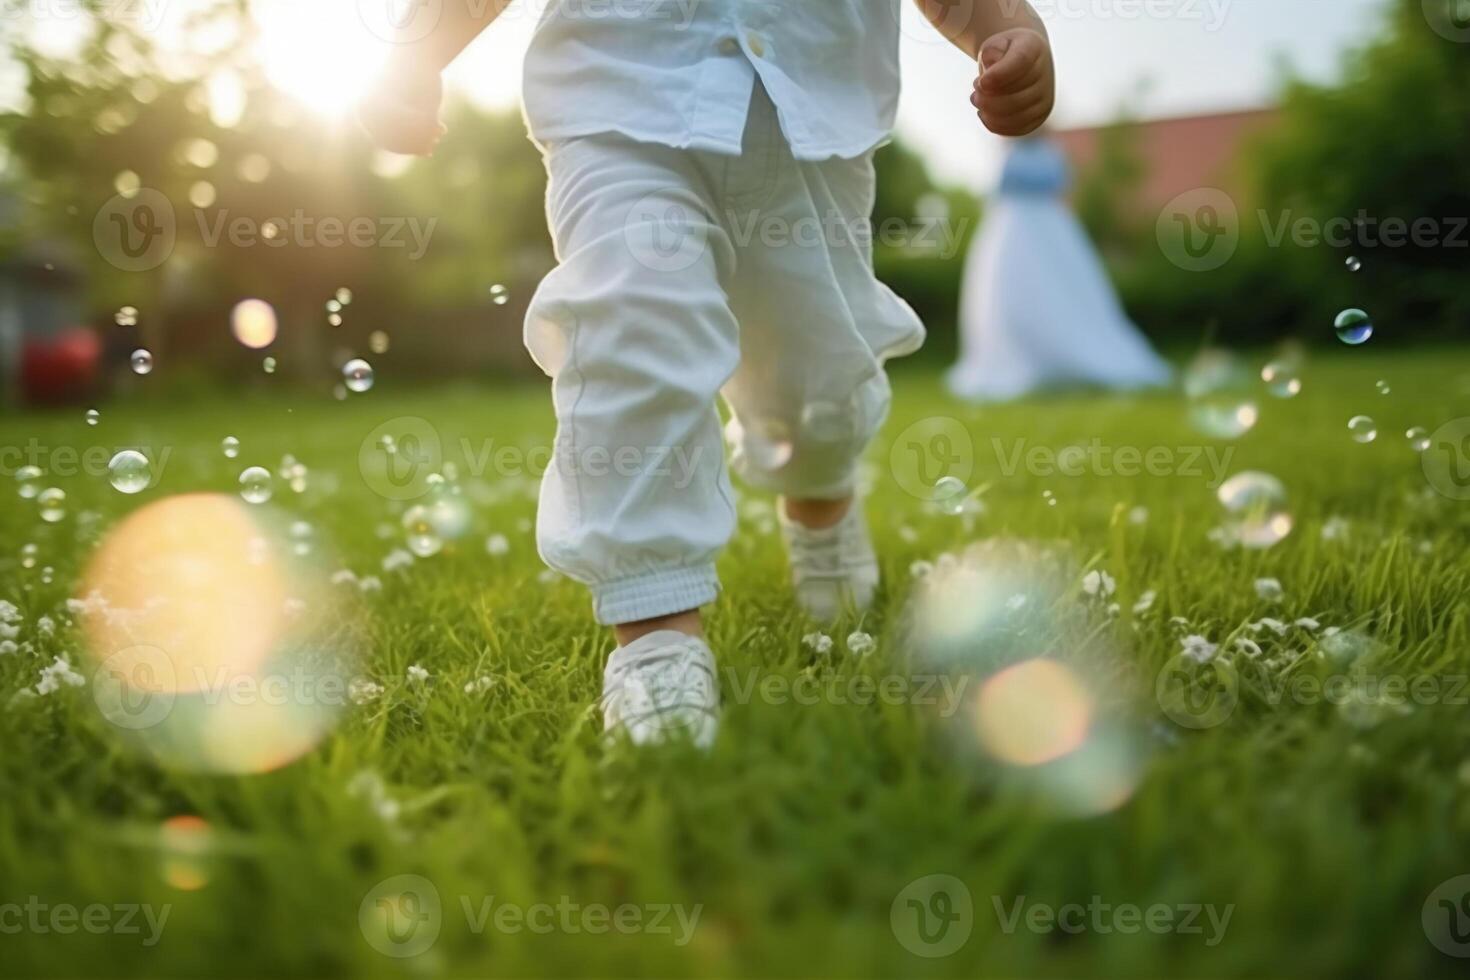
left=361, top=0, right=1055, bottom=747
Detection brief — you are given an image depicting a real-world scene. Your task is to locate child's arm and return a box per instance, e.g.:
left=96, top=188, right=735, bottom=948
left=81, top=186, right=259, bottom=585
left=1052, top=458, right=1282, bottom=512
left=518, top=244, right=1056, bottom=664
left=913, top=0, right=1055, bottom=137
left=357, top=1, right=514, bottom=156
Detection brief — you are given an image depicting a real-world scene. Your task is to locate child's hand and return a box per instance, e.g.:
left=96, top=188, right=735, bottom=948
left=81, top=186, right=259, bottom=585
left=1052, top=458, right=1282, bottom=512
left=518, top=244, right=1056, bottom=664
left=357, top=60, right=447, bottom=156
left=971, top=28, right=1055, bottom=137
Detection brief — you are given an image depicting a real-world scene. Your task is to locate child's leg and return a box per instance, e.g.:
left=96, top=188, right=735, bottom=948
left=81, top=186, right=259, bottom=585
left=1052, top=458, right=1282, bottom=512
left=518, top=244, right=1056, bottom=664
left=524, top=136, right=741, bottom=637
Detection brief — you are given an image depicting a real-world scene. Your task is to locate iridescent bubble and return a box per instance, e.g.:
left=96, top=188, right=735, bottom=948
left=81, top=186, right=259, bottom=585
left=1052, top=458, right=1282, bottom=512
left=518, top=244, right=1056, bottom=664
left=130, top=349, right=154, bottom=375
left=402, top=505, right=443, bottom=557
left=221, top=436, right=240, bottom=459
left=342, top=358, right=374, bottom=394
left=368, top=330, right=390, bottom=355
left=239, top=466, right=272, bottom=504
left=108, top=450, right=151, bottom=494
left=490, top=284, right=508, bottom=306
left=1406, top=426, right=1431, bottom=453
left=934, top=475, right=967, bottom=515
left=16, top=465, right=42, bottom=499
left=975, top=659, right=1094, bottom=766
left=1184, top=350, right=1258, bottom=439
left=230, top=298, right=278, bottom=349
left=1260, top=361, right=1301, bottom=399
left=1345, top=256, right=1362, bottom=273
left=1216, top=471, right=1292, bottom=549
left=80, top=495, right=355, bottom=774
left=262, top=221, right=281, bottom=241
left=1348, top=415, right=1378, bottom=444
left=1334, top=308, right=1373, bottom=345
left=38, top=487, right=67, bottom=523
left=85, top=408, right=100, bottom=426
left=1375, top=379, right=1391, bottom=396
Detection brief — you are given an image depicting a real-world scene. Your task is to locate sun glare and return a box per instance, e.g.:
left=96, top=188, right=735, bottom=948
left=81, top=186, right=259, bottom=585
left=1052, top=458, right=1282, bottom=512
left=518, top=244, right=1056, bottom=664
left=252, top=0, right=389, bottom=116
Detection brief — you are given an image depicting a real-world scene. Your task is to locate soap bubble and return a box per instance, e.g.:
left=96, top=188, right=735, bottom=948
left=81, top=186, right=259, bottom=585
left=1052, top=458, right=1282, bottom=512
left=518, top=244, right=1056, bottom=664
left=1184, top=350, right=1258, bottom=439
left=131, top=349, right=154, bottom=375
left=86, top=408, right=100, bottom=426
left=79, top=495, right=357, bottom=774
left=402, top=505, right=443, bottom=557
left=934, top=476, right=968, bottom=515
left=239, top=466, right=272, bottom=504
left=230, top=298, right=278, bottom=349
left=16, top=465, right=42, bottom=499
left=1406, top=427, right=1431, bottom=453
left=342, top=358, right=374, bottom=393
left=1375, top=380, right=1391, bottom=396
left=108, top=450, right=151, bottom=494
left=38, top=487, right=67, bottom=523
left=1260, top=361, right=1301, bottom=398
left=489, top=284, right=508, bottom=306
left=1334, top=309, right=1373, bottom=345
left=262, top=356, right=277, bottom=374
left=1216, top=471, right=1292, bottom=549
left=1348, top=415, right=1378, bottom=444
left=221, top=436, right=240, bottom=459
left=1345, top=256, right=1362, bottom=273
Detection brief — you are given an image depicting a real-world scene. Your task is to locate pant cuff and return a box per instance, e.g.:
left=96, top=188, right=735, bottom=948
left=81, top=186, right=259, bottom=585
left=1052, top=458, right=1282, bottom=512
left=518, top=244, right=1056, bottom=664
left=591, top=564, right=721, bottom=626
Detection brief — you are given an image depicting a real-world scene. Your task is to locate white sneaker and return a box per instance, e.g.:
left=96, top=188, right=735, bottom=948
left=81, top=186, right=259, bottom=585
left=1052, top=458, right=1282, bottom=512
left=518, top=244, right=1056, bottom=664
left=779, top=500, right=880, bottom=622
left=601, top=630, right=720, bottom=748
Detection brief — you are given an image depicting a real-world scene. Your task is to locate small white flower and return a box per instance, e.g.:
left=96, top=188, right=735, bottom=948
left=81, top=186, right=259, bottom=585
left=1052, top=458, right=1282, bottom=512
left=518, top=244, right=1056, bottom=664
left=0, top=600, right=20, bottom=624
left=1128, top=506, right=1150, bottom=526
left=909, top=560, right=934, bottom=579
left=1168, top=615, right=1190, bottom=629
left=35, top=656, right=86, bottom=695
left=382, top=548, right=414, bottom=572
left=1321, top=516, right=1350, bottom=542
left=36, top=615, right=55, bottom=637
left=846, top=631, right=876, bottom=657
left=357, top=576, right=383, bottom=593
left=802, top=632, right=833, bottom=655
left=330, top=569, right=358, bottom=586
left=1234, top=637, right=1263, bottom=658
left=1251, top=618, right=1289, bottom=636
left=1294, top=617, right=1321, bottom=632
left=1132, top=590, right=1158, bottom=614
left=1254, top=578, right=1284, bottom=602
left=406, top=664, right=430, bottom=683
left=1106, top=602, right=1121, bottom=618
left=463, top=675, right=497, bottom=694
left=1322, top=626, right=1341, bottom=638
left=1081, top=570, right=1116, bottom=598
left=348, top=677, right=384, bottom=705
left=0, top=623, right=17, bottom=641
left=897, top=525, right=918, bottom=544
left=485, top=534, right=510, bottom=556
left=1180, top=635, right=1218, bottom=663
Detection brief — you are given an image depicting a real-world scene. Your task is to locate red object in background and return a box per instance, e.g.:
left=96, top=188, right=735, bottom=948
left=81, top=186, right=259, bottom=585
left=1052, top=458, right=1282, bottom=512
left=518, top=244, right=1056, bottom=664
left=22, top=327, right=102, bottom=404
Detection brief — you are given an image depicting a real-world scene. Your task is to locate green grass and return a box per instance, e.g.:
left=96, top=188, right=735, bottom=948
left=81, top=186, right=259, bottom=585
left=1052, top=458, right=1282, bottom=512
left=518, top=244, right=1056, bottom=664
left=2, top=348, right=1470, bottom=979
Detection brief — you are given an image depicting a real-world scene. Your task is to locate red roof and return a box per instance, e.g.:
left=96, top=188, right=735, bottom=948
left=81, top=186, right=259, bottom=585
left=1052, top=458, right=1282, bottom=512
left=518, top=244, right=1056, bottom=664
left=1053, top=107, right=1280, bottom=211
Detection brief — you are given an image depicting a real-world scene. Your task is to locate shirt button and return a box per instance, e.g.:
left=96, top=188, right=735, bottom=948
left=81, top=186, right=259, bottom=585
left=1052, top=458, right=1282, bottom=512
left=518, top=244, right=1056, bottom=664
left=746, top=32, right=766, bottom=57
left=718, top=36, right=740, bottom=55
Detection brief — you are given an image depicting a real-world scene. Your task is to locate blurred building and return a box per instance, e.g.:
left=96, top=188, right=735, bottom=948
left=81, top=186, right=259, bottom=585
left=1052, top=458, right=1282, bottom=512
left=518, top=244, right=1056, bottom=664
left=1054, top=106, right=1280, bottom=212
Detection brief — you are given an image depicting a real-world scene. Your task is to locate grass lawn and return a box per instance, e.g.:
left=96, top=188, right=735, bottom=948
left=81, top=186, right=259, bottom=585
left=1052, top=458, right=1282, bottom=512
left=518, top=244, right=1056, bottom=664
left=2, top=347, right=1469, bottom=978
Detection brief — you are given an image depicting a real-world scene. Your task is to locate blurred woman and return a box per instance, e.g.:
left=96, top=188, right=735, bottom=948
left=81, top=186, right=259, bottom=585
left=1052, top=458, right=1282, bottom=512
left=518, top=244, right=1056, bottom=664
left=947, top=135, right=1171, bottom=401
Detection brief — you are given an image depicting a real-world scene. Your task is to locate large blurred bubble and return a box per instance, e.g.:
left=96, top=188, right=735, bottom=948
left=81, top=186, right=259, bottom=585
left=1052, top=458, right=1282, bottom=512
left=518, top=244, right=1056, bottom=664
left=905, top=539, right=1143, bottom=817
left=79, top=495, right=358, bottom=773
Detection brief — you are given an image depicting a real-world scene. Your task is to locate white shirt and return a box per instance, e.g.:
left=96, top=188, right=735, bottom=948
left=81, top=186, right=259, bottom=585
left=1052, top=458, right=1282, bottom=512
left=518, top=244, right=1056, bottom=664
left=522, top=0, right=904, bottom=161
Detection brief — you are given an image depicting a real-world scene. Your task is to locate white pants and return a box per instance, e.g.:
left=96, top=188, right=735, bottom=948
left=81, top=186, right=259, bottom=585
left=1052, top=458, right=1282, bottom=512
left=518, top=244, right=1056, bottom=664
left=524, top=86, right=924, bottom=625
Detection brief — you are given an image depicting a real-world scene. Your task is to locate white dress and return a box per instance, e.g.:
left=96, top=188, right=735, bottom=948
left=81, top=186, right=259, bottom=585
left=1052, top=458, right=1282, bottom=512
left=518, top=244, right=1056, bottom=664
left=947, top=139, right=1172, bottom=402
